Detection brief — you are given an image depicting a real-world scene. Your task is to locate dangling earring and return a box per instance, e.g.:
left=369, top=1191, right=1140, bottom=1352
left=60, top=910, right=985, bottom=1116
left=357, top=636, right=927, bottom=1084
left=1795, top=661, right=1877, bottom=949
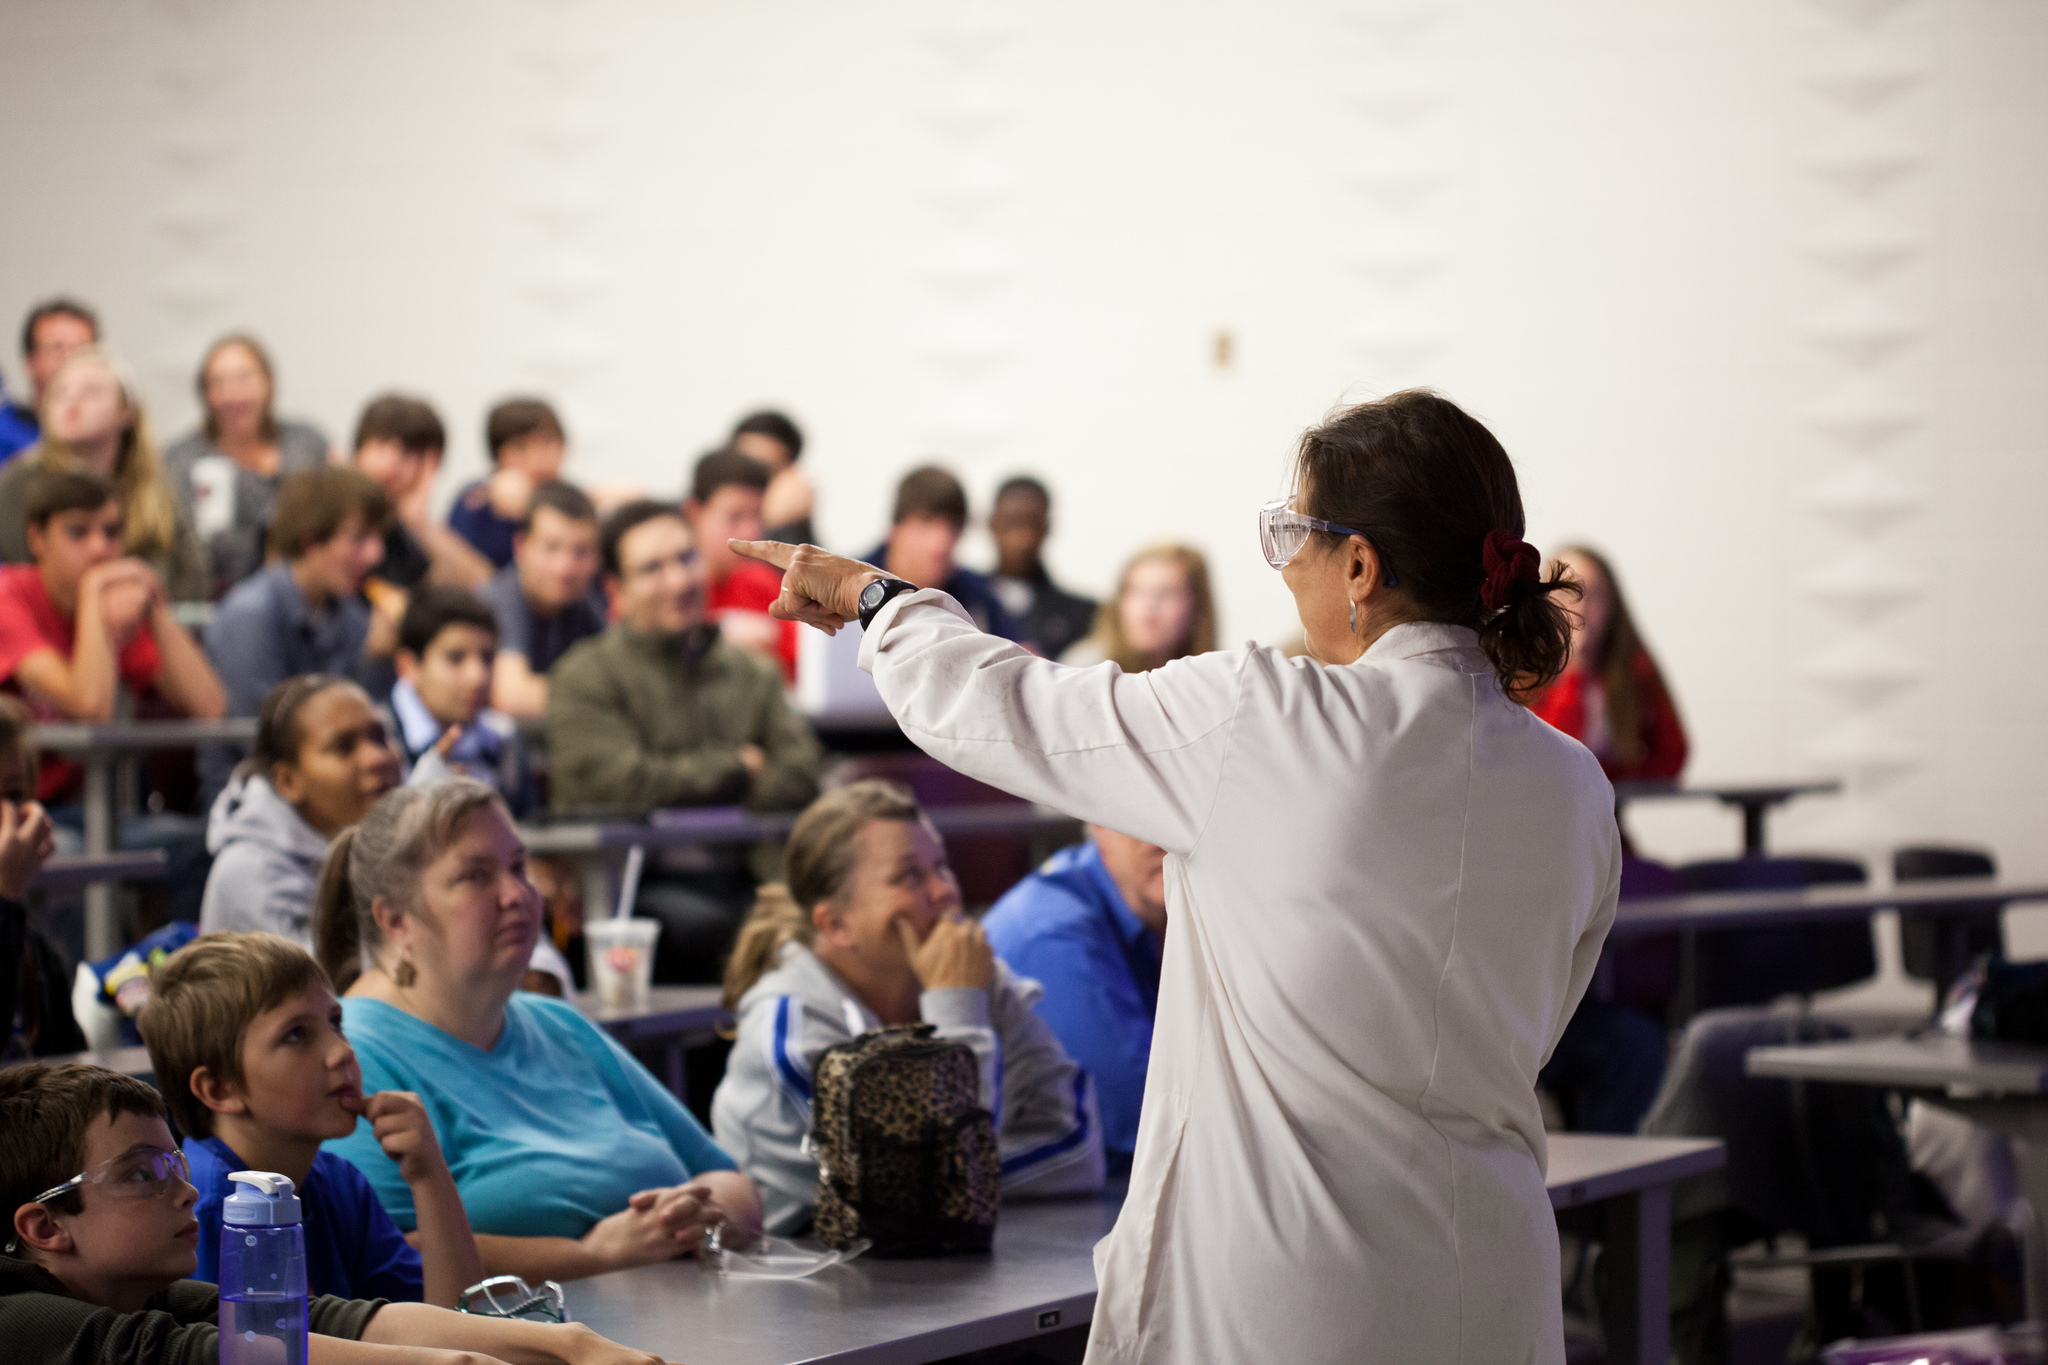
left=394, top=956, right=417, bottom=988
left=1348, top=600, right=1359, bottom=635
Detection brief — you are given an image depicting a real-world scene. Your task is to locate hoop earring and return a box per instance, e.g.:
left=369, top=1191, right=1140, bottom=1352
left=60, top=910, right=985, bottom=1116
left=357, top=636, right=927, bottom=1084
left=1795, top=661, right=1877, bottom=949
left=394, top=957, right=417, bottom=989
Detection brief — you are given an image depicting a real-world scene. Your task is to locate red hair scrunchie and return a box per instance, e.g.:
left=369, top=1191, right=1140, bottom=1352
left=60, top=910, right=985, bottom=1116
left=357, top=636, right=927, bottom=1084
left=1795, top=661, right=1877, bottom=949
left=1480, top=529, right=1540, bottom=612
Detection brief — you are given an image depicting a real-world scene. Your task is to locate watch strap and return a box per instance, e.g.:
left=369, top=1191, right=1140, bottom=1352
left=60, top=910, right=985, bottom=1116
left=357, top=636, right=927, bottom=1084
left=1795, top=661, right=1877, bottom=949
left=857, top=577, right=919, bottom=631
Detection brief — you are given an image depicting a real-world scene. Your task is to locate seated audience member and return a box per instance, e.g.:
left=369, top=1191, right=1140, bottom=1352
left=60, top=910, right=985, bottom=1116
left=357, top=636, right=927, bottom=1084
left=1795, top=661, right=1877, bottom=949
left=866, top=466, right=1023, bottom=640
left=683, top=447, right=797, bottom=681
left=712, top=781, right=1106, bottom=1234
left=1527, top=544, right=1689, bottom=782
left=202, top=466, right=393, bottom=796
left=730, top=409, right=813, bottom=546
left=350, top=394, right=492, bottom=596
left=319, top=779, right=763, bottom=1280
left=391, top=586, right=523, bottom=802
left=982, top=827, right=1165, bottom=1170
left=1062, top=542, right=1215, bottom=670
left=987, top=475, right=1098, bottom=659
left=548, top=502, right=821, bottom=981
left=0, top=347, right=207, bottom=603
left=0, top=469, right=227, bottom=800
left=200, top=675, right=402, bottom=944
left=0, top=1061, right=665, bottom=1362
left=483, top=480, right=606, bottom=718
left=139, top=931, right=482, bottom=1306
left=0, top=700, right=83, bottom=1060
left=450, top=398, right=568, bottom=570
left=1, top=299, right=98, bottom=464
left=165, top=334, right=330, bottom=597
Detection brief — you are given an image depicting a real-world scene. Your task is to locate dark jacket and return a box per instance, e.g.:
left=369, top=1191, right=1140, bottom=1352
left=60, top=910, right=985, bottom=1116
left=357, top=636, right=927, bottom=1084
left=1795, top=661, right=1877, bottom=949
left=0, top=1253, right=380, bottom=1365
left=0, top=898, right=85, bottom=1059
left=546, top=621, right=822, bottom=816
left=864, top=544, right=1025, bottom=642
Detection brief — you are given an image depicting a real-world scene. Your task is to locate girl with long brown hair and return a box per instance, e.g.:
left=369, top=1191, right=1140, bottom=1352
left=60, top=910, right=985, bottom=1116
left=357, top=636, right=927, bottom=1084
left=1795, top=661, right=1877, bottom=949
left=1526, top=545, right=1689, bottom=781
left=1060, top=542, right=1216, bottom=671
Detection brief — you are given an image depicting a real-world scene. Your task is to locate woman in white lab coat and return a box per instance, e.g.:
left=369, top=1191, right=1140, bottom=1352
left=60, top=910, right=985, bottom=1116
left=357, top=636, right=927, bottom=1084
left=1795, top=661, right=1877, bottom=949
left=737, top=389, right=1622, bottom=1365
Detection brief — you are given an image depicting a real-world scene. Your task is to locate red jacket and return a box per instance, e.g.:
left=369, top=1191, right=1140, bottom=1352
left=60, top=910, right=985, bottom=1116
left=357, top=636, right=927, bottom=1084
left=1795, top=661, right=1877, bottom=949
left=1528, top=652, right=1688, bottom=783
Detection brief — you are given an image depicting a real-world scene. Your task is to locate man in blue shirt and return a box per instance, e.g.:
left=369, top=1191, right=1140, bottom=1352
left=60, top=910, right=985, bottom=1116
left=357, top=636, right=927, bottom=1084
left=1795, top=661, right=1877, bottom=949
left=982, top=828, right=1167, bottom=1170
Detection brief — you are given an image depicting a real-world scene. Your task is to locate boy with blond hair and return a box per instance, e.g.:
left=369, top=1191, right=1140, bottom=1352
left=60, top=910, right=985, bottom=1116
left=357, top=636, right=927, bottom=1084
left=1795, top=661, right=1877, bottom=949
left=0, top=1060, right=665, bottom=1363
left=137, top=931, right=480, bottom=1307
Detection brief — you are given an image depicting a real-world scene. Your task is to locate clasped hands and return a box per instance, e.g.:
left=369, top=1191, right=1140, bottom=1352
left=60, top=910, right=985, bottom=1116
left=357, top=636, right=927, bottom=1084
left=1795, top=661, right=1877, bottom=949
left=584, top=1170, right=762, bottom=1269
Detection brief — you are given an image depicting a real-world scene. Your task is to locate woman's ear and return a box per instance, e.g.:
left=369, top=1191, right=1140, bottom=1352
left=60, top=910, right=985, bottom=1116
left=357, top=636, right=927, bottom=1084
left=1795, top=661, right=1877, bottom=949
left=370, top=894, right=408, bottom=949
left=269, top=761, right=304, bottom=806
left=12, top=1202, right=71, bottom=1259
left=189, top=1066, right=248, bottom=1119
left=811, top=898, right=848, bottom=950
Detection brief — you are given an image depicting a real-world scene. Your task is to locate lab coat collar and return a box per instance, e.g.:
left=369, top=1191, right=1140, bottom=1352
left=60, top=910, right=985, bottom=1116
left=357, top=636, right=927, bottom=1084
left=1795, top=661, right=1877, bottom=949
left=1361, top=620, right=1483, bottom=665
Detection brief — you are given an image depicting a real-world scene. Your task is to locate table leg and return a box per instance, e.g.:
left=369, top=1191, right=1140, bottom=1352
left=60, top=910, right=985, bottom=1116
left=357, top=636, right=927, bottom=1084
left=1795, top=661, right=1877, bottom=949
left=1740, top=800, right=1766, bottom=858
left=1600, top=1183, right=1671, bottom=1365
left=84, top=756, right=117, bottom=961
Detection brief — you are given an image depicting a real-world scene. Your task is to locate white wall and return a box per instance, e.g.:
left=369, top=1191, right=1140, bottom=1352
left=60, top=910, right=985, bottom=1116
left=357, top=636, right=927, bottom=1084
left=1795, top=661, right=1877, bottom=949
left=3, top=0, right=2043, bottom=876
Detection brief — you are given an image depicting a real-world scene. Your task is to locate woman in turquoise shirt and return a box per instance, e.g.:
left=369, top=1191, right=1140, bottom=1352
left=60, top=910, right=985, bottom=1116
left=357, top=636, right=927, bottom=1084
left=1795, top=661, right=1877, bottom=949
left=315, top=778, right=761, bottom=1281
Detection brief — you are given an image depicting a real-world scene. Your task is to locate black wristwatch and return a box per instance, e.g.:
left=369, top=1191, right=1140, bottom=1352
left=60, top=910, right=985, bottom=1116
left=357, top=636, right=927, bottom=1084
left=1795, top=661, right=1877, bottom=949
left=857, top=577, right=918, bottom=630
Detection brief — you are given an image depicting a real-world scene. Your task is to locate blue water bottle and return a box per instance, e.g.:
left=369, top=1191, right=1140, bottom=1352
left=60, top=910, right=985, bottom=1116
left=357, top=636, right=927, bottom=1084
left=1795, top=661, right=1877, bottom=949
left=219, top=1171, right=309, bottom=1365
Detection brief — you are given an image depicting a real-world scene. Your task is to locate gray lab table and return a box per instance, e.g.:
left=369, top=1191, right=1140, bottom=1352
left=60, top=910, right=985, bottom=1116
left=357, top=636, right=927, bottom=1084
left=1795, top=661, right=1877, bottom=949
left=575, top=984, right=729, bottom=1096
left=1748, top=1033, right=2048, bottom=1317
left=35, top=717, right=258, bottom=958
left=1614, top=778, right=1841, bottom=857
left=569, top=1135, right=1723, bottom=1365
left=32, top=849, right=167, bottom=891
left=1608, top=877, right=2048, bottom=939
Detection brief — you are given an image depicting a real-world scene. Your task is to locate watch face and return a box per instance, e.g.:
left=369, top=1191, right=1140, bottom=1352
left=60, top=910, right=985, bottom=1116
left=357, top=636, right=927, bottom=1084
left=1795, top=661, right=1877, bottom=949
left=860, top=580, right=886, bottom=613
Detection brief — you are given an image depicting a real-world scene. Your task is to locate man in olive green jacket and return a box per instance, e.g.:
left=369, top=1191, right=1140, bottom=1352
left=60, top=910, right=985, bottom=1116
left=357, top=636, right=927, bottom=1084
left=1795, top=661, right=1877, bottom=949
left=548, top=501, right=822, bottom=978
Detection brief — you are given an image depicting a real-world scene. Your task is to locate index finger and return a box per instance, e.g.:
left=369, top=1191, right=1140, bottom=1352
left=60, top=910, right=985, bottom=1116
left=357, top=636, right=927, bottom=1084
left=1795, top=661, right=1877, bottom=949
left=730, top=539, right=795, bottom=570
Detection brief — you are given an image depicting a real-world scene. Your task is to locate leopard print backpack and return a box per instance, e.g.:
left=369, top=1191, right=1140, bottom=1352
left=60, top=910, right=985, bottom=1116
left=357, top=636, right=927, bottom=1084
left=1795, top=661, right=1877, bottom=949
left=809, top=1023, right=1000, bottom=1257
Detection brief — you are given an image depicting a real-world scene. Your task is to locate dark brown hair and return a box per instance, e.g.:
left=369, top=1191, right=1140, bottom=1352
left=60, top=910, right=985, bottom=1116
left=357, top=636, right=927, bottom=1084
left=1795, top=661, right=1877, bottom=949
left=268, top=466, right=394, bottom=559
left=398, top=584, right=498, bottom=657
left=24, top=467, right=116, bottom=530
left=1293, top=389, right=1574, bottom=699
left=892, top=465, right=968, bottom=529
left=0, top=1063, right=168, bottom=1221
left=485, top=398, right=565, bottom=462
left=137, top=932, right=329, bottom=1140
left=313, top=779, right=506, bottom=992
left=1552, top=545, right=1668, bottom=767
left=600, top=499, right=688, bottom=578
left=197, top=334, right=278, bottom=444
left=691, top=447, right=770, bottom=504
left=236, top=674, right=368, bottom=785
left=20, top=298, right=98, bottom=359
left=521, top=479, right=597, bottom=534
left=731, top=410, right=803, bottom=462
left=722, top=780, right=923, bottom=1011
left=353, top=394, right=446, bottom=456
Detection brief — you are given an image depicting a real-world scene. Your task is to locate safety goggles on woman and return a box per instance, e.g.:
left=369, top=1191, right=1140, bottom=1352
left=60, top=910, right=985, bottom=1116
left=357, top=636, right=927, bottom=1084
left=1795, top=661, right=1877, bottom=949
left=1257, top=498, right=1399, bottom=586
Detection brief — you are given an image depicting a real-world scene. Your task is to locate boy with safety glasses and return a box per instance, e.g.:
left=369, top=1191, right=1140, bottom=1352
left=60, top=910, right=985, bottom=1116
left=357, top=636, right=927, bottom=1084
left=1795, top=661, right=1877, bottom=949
left=0, top=1061, right=668, bottom=1363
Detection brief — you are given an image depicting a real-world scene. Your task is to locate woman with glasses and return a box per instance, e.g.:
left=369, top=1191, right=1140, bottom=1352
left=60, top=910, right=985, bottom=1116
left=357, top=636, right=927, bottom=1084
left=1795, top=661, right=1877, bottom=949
left=735, top=389, right=1618, bottom=1365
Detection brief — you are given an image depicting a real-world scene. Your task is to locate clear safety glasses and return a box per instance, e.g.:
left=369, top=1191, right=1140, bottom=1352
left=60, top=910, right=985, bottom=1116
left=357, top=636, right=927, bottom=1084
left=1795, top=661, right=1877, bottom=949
left=458, top=1275, right=568, bottom=1322
left=34, top=1145, right=191, bottom=1206
left=1257, top=498, right=1398, bottom=586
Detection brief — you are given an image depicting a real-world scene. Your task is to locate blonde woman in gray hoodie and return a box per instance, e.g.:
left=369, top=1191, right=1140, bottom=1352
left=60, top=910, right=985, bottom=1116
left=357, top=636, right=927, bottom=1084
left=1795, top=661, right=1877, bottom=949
left=711, top=780, right=1105, bottom=1234
left=199, top=675, right=402, bottom=945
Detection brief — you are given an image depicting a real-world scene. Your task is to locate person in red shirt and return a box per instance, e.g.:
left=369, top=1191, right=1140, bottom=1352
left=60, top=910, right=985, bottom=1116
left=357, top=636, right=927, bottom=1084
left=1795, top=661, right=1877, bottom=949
left=0, top=468, right=226, bottom=805
left=1527, top=544, right=1688, bottom=783
left=684, top=447, right=797, bottom=682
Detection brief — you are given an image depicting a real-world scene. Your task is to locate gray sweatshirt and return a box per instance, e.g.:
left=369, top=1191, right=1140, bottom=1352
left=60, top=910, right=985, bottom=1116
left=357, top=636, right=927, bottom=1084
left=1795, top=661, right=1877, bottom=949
left=710, top=940, right=1106, bottom=1235
left=197, top=773, right=331, bottom=947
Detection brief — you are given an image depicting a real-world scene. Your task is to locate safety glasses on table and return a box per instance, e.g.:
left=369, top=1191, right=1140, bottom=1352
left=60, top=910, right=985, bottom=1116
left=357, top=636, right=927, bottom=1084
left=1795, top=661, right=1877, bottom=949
left=1256, top=498, right=1399, bottom=585
left=458, top=1275, right=567, bottom=1323
left=33, top=1145, right=191, bottom=1206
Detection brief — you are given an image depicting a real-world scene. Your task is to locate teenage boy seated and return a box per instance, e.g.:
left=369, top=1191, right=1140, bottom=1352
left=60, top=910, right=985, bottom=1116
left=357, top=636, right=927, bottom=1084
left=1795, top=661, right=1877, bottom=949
left=483, top=480, right=605, bottom=719
left=137, top=931, right=482, bottom=1306
left=682, top=448, right=796, bottom=681
left=450, top=399, right=567, bottom=570
left=349, top=394, right=491, bottom=597
left=549, top=502, right=822, bottom=981
left=392, top=585, right=528, bottom=813
left=0, top=469, right=227, bottom=810
left=0, top=1061, right=668, bottom=1363
left=203, top=466, right=392, bottom=796
left=987, top=475, right=1099, bottom=659
left=981, top=827, right=1167, bottom=1172
left=866, top=465, right=1024, bottom=641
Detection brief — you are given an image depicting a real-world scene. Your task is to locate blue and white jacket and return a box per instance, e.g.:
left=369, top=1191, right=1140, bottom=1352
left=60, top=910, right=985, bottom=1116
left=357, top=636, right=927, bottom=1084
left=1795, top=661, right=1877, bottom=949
left=710, top=939, right=1106, bottom=1235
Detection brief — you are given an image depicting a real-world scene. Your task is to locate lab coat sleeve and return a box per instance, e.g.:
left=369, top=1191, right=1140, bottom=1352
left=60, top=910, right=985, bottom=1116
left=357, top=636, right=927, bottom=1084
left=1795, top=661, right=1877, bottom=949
left=711, top=993, right=855, bottom=1236
left=859, top=592, right=1247, bottom=854
left=1541, top=815, right=1624, bottom=1069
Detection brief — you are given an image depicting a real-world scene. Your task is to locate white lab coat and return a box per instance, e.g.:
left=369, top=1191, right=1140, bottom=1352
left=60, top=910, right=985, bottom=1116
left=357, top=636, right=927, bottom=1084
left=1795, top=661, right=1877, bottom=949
left=860, top=594, right=1621, bottom=1365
